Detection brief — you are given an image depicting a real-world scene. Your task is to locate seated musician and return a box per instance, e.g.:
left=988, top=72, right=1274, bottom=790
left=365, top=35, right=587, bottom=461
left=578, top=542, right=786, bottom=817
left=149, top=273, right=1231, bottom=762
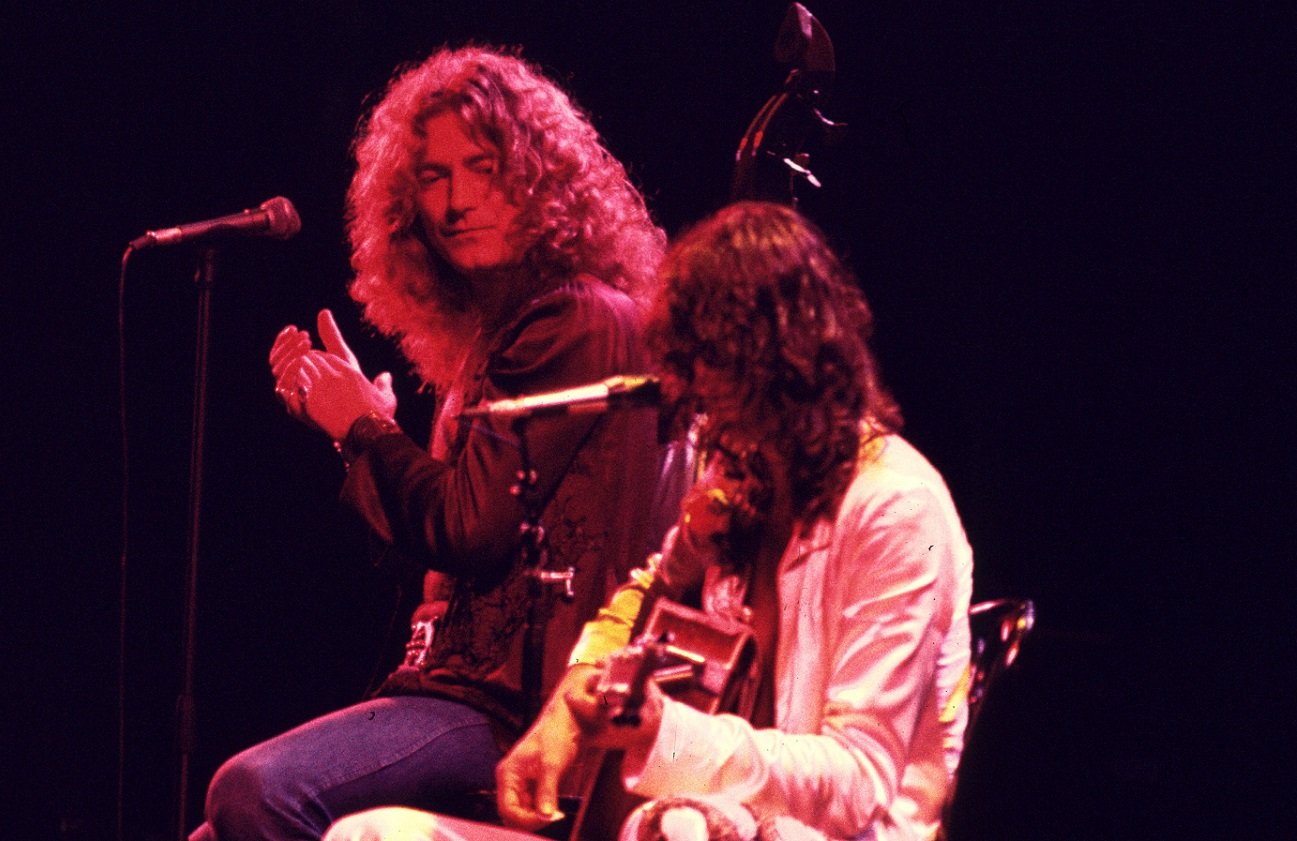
left=191, top=45, right=672, bottom=841
left=324, top=202, right=975, bottom=841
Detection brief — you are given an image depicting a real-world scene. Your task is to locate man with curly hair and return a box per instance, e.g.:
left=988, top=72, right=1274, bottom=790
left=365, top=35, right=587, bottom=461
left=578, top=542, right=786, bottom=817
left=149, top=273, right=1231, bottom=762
left=325, top=202, right=975, bottom=841
left=189, top=45, right=675, bottom=841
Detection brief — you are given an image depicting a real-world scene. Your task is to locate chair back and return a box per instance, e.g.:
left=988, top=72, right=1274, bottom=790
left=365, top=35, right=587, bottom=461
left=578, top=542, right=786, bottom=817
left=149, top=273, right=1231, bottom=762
left=965, top=597, right=1035, bottom=737
left=936, top=597, right=1035, bottom=839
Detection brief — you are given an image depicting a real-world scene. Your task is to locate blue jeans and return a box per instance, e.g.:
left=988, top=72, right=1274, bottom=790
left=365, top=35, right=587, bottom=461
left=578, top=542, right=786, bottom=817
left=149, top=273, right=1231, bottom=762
left=189, top=695, right=503, bottom=841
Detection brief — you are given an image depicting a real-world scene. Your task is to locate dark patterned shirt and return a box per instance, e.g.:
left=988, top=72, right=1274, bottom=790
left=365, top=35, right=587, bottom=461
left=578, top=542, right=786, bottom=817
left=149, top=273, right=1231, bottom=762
left=341, top=277, right=670, bottom=735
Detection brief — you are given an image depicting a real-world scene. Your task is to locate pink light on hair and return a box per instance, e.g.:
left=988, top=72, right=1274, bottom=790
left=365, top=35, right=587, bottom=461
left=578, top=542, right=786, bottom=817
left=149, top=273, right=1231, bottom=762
left=346, top=46, right=665, bottom=388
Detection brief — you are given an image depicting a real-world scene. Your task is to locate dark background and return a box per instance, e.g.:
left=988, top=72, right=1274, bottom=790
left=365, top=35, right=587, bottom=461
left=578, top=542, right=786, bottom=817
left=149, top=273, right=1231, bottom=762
left=3, top=2, right=1289, bottom=839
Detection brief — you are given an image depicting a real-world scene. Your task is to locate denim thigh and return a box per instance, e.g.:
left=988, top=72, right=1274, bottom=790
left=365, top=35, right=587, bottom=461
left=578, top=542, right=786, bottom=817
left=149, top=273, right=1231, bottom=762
left=195, top=695, right=502, bottom=841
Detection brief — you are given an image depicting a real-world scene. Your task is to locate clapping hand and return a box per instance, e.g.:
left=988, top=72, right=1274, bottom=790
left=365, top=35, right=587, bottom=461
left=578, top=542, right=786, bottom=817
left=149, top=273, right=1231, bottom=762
left=270, top=309, right=397, bottom=441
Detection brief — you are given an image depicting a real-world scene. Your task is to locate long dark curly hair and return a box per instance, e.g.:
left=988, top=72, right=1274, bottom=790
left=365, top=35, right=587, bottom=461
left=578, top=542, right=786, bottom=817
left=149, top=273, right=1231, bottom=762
left=649, top=202, right=902, bottom=525
left=346, top=45, right=665, bottom=388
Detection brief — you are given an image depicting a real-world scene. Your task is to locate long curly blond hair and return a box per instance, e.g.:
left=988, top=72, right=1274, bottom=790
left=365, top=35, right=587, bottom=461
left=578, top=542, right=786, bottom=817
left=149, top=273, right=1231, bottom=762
left=346, top=45, right=665, bottom=387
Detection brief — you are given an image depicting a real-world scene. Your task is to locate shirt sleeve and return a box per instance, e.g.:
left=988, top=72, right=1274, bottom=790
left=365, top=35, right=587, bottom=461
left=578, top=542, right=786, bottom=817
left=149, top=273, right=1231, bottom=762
left=339, top=285, right=642, bottom=579
left=567, top=564, right=655, bottom=667
left=568, top=523, right=713, bottom=666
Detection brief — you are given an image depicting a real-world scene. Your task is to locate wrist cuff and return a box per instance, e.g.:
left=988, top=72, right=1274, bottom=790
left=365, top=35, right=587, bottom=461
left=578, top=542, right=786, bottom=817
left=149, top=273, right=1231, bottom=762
left=339, top=411, right=402, bottom=466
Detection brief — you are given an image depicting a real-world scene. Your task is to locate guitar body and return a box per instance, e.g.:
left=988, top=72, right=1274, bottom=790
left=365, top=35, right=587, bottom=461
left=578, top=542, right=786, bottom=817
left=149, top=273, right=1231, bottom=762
left=570, top=598, right=756, bottom=841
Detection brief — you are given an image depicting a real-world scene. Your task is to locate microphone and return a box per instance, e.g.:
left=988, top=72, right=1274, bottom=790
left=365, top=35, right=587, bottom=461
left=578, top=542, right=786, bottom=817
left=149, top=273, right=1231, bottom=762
left=129, top=196, right=301, bottom=250
left=459, top=374, right=661, bottom=419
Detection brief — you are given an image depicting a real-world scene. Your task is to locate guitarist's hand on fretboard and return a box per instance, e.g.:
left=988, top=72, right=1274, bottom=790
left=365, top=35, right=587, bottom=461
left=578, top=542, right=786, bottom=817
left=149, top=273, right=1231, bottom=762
left=568, top=655, right=665, bottom=751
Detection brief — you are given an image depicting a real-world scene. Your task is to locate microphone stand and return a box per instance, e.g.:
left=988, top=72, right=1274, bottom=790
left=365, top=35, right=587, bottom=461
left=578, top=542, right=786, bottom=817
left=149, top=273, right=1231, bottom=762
left=176, top=246, right=215, bottom=841
left=510, top=417, right=575, bottom=720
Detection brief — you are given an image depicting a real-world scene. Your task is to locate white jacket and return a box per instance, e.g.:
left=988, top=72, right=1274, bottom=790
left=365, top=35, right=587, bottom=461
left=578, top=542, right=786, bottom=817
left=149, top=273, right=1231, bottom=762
left=615, top=435, right=974, bottom=841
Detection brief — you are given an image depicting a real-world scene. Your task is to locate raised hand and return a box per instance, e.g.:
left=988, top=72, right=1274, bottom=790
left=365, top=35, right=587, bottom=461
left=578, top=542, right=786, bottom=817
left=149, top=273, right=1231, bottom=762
left=271, top=309, right=397, bottom=441
left=290, top=351, right=394, bottom=440
left=316, top=309, right=397, bottom=417
left=270, top=324, right=316, bottom=422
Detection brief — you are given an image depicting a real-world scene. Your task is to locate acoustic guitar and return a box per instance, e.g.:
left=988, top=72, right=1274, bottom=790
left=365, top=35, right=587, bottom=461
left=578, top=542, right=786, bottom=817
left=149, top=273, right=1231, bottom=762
left=567, top=597, right=757, bottom=841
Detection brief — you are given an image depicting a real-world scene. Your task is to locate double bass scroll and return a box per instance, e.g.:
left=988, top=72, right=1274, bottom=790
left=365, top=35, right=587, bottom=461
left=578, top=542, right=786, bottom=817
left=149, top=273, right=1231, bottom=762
left=730, top=2, right=847, bottom=206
